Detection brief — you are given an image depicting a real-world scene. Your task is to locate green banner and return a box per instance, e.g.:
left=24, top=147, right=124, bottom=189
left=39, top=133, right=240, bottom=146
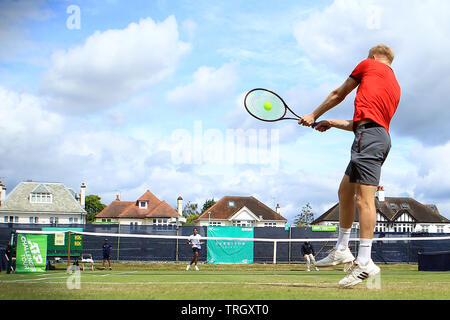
left=207, top=226, right=254, bottom=264
left=16, top=234, right=48, bottom=273
left=312, top=225, right=338, bottom=232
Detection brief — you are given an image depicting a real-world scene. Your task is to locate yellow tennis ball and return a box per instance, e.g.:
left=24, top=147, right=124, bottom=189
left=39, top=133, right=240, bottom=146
left=264, top=101, right=272, bottom=111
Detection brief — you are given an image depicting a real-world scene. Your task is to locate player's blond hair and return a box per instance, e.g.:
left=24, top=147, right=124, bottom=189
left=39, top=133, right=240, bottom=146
left=368, top=45, right=395, bottom=64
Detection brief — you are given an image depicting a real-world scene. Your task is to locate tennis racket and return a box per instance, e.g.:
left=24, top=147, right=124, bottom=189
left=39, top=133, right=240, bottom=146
left=244, top=88, right=319, bottom=126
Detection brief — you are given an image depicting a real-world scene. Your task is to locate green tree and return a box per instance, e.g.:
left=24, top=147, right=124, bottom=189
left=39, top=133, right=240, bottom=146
left=201, top=198, right=216, bottom=213
left=85, top=195, right=107, bottom=224
left=294, top=203, right=315, bottom=227
left=182, top=201, right=199, bottom=217
left=185, top=213, right=200, bottom=225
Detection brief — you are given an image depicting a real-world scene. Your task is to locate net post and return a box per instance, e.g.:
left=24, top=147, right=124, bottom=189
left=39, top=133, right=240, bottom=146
left=117, top=223, right=120, bottom=262
left=273, top=240, right=277, bottom=264
left=67, top=231, right=71, bottom=268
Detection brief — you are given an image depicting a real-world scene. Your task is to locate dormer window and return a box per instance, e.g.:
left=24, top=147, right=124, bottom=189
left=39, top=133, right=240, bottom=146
left=390, top=203, right=397, bottom=210
left=30, top=184, right=53, bottom=204
left=401, top=203, right=409, bottom=209
left=139, top=201, right=148, bottom=209
left=228, top=201, right=235, bottom=207
left=30, top=192, right=53, bottom=204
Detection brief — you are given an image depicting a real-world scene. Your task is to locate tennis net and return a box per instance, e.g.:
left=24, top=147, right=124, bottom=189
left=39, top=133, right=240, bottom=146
left=13, top=227, right=450, bottom=264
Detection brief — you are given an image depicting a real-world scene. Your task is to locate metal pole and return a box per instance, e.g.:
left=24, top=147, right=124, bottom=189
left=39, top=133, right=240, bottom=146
left=176, top=223, right=179, bottom=263
left=117, top=223, right=120, bottom=262
left=288, top=227, right=292, bottom=264
left=273, top=241, right=277, bottom=264
left=67, top=231, right=71, bottom=268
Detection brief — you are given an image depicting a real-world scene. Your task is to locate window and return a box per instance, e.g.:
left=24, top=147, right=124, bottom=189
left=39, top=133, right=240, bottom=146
left=69, top=218, right=73, bottom=224
left=139, top=201, right=148, bottom=209
left=209, top=221, right=222, bottom=226
left=228, top=201, right=235, bottom=208
left=390, top=203, right=397, bottom=210
left=233, top=220, right=254, bottom=227
left=29, top=217, right=34, bottom=223
left=34, top=217, right=39, bottom=224
left=422, top=225, right=429, bottom=233
left=437, top=225, right=444, bottom=233
left=155, top=218, right=168, bottom=226
left=264, top=222, right=276, bottom=227
left=401, top=203, right=409, bottom=209
left=74, top=218, right=78, bottom=224
left=50, top=217, right=58, bottom=225
left=4, top=216, right=8, bottom=223
left=30, top=192, right=53, bottom=204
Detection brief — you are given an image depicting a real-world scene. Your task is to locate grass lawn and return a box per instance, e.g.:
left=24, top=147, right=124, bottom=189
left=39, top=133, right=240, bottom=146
left=0, top=262, right=449, bottom=300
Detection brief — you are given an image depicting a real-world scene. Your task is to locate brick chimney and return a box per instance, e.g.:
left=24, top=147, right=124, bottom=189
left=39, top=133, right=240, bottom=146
left=276, top=203, right=281, bottom=214
left=177, top=196, right=183, bottom=216
left=376, top=186, right=385, bottom=202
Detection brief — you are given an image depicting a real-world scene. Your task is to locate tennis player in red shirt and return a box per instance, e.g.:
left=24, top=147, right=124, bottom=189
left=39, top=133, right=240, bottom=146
left=299, top=45, right=401, bottom=288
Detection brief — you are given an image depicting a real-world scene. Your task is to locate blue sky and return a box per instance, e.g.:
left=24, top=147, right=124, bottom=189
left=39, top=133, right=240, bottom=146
left=1, top=0, right=450, bottom=222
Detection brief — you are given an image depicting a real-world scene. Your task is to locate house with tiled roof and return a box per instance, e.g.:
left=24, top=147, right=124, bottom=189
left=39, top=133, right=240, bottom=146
left=95, top=190, right=183, bottom=226
left=194, top=196, right=287, bottom=227
left=0, top=180, right=87, bottom=224
left=313, top=187, right=450, bottom=233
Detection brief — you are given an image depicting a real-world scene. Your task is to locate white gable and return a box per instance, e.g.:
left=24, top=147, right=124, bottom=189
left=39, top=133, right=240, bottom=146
left=395, top=212, right=415, bottom=223
left=229, top=206, right=260, bottom=221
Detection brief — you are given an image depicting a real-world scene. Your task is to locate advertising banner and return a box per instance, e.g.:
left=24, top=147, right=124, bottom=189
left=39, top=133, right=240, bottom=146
left=207, top=226, right=254, bottom=264
left=15, top=234, right=48, bottom=273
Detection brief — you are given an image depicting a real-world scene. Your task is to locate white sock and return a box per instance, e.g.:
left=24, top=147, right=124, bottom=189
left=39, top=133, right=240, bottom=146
left=335, top=227, right=351, bottom=251
left=356, top=238, right=373, bottom=266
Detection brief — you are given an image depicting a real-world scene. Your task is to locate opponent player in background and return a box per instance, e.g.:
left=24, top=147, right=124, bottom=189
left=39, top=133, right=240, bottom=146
left=301, top=241, right=319, bottom=272
left=102, top=238, right=112, bottom=270
left=299, top=45, right=401, bottom=288
left=186, top=228, right=202, bottom=271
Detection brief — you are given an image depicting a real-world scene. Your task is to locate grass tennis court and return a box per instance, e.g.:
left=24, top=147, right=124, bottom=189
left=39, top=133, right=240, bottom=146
left=1, top=263, right=449, bottom=300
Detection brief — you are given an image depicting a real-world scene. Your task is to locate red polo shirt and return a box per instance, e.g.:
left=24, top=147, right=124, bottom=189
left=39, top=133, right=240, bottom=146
left=350, top=58, right=401, bottom=133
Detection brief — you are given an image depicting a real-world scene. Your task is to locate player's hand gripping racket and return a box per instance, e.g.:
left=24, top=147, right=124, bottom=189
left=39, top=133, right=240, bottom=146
left=244, top=88, right=319, bottom=127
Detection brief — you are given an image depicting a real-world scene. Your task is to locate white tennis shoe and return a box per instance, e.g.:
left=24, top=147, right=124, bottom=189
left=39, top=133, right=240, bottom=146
left=186, top=264, right=190, bottom=271
left=195, top=265, right=199, bottom=271
left=339, top=259, right=380, bottom=288
left=315, top=247, right=355, bottom=267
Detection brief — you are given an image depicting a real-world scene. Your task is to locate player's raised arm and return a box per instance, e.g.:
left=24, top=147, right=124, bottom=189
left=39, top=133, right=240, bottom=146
left=299, top=77, right=359, bottom=127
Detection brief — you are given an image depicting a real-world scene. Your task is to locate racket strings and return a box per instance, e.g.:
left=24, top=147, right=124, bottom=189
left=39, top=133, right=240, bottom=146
left=245, top=90, right=286, bottom=121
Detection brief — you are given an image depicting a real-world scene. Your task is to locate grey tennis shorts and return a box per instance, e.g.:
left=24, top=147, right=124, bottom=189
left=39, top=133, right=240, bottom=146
left=345, top=122, right=391, bottom=186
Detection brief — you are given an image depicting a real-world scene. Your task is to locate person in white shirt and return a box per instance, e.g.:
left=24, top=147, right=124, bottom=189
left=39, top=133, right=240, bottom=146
left=186, top=228, right=202, bottom=271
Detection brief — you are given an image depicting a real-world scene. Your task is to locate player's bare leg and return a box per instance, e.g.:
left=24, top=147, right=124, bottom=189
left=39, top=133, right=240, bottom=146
left=339, top=183, right=380, bottom=288
left=316, top=175, right=355, bottom=268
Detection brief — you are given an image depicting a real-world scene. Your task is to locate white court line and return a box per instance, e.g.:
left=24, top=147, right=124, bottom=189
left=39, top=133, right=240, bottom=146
left=100, top=271, right=138, bottom=277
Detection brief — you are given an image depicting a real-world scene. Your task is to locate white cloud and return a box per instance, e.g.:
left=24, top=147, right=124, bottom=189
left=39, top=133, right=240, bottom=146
left=292, top=0, right=450, bottom=144
left=166, top=63, right=238, bottom=107
left=0, top=86, right=62, bottom=145
left=41, top=15, right=191, bottom=114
